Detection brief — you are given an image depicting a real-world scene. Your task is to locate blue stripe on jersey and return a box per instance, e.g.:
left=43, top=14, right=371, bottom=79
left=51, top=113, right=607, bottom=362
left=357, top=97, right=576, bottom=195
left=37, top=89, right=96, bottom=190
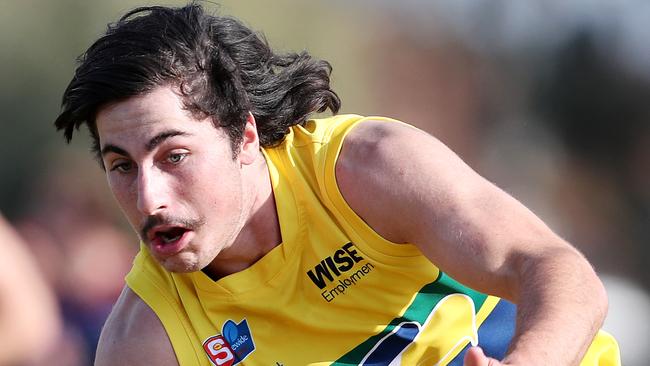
left=447, top=299, right=517, bottom=366
left=361, top=322, right=420, bottom=365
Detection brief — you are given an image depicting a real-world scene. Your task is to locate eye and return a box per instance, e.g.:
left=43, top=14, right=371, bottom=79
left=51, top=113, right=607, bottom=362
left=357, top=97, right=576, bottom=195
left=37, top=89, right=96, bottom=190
left=167, top=152, right=188, bottom=164
left=110, top=160, right=134, bottom=173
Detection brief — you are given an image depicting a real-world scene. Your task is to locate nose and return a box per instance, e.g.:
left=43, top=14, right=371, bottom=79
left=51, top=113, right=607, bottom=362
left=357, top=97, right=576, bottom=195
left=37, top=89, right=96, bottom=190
left=136, top=167, right=168, bottom=216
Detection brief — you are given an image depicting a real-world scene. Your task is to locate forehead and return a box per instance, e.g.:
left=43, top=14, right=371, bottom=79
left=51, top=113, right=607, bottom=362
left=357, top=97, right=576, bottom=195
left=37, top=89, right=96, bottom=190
left=96, top=86, right=218, bottom=148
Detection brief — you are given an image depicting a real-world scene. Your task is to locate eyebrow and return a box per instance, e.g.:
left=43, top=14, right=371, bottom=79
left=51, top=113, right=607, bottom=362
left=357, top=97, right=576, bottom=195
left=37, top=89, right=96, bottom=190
left=101, top=144, right=130, bottom=158
left=100, top=130, right=192, bottom=158
left=145, top=130, right=191, bottom=152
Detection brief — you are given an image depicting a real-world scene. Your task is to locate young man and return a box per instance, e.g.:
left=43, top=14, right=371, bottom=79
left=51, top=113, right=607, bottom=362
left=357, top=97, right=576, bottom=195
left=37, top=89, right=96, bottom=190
left=55, top=4, right=619, bottom=366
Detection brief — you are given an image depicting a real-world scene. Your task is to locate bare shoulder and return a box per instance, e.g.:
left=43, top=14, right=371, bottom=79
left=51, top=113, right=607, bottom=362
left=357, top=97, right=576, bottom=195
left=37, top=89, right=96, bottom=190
left=335, top=119, right=458, bottom=244
left=95, top=286, right=178, bottom=366
left=335, top=118, right=577, bottom=300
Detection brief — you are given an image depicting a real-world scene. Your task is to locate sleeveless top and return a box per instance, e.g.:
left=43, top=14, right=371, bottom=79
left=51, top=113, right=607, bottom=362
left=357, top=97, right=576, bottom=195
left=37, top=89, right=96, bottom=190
left=126, top=114, right=620, bottom=366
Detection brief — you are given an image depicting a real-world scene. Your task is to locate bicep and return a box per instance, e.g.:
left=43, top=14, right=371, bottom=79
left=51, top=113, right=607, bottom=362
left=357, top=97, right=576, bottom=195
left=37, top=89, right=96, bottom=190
left=96, top=286, right=178, bottom=366
left=336, top=120, right=573, bottom=300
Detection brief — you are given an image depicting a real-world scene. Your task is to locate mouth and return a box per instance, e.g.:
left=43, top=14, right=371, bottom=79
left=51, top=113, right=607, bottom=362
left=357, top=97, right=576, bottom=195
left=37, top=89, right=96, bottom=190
left=140, top=215, right=205, bottom=258
left=156, top=227, right=187, bottom=244
left=147, top=225, right=193, bottom=256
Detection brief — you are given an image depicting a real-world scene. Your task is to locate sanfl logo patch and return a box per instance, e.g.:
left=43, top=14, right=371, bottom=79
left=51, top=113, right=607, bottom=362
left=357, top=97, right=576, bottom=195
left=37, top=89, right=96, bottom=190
left=203, top=319, right=255, bottom=366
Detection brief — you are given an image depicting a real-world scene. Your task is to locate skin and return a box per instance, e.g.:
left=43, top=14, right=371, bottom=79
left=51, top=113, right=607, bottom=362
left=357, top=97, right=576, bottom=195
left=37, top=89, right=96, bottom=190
left=336, top=121, right=607, bottom=366
left=96, top=86, right=280, bottom=365
left=0, top=215, right=62, bottom=364
left=96, top=86, right=280, bottom=279
left=94, top=86, right=607, bottom=365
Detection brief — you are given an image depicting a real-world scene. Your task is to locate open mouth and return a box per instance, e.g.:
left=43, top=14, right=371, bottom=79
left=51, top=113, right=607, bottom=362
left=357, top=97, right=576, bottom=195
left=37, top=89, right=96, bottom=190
left=154, top=227, right=188, bottom=244
left=140, top=215, right=204, bottom=256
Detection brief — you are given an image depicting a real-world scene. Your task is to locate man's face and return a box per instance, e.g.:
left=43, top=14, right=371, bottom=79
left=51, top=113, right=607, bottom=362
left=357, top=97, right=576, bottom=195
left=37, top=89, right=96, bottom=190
left=96, top=86, right=254, bottom=273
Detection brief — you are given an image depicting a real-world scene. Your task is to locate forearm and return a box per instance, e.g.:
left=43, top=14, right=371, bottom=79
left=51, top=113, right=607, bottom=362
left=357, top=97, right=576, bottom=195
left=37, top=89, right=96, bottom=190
left=503, top=246, right=607, bottom=366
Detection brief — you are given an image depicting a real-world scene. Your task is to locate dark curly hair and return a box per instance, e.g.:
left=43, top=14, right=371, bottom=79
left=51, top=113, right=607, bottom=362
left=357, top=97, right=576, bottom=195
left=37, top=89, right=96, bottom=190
left=54, top=3, right=340, bottom=158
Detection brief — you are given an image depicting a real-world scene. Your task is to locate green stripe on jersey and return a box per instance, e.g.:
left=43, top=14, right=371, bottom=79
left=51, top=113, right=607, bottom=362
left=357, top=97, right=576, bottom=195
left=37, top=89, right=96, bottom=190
left=331, top=272, right=487, bottom=365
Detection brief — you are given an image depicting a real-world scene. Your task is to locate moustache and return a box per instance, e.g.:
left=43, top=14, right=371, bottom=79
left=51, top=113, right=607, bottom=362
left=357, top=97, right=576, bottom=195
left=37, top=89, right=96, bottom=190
left=139, top=214, right=205, bottom=240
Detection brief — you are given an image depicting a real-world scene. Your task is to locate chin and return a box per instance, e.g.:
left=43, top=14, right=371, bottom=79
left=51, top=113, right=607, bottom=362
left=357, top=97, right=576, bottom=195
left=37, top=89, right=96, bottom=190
left=159, top=253, right=204, bottom=273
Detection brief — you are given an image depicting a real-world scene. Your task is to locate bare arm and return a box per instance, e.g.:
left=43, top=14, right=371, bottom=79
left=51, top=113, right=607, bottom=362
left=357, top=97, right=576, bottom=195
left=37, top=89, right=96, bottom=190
left=335, top=121, right=607, bottom=366
left=0, top=215, right=62, bottom=364
left=95, top=286, right=178, bottom=366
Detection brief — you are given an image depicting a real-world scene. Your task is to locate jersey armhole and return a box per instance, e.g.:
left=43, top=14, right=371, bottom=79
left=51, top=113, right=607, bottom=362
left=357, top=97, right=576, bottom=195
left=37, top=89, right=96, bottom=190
left=319, top=116, right=434, bottom=267
left=126, top=249, right=205, bottom=366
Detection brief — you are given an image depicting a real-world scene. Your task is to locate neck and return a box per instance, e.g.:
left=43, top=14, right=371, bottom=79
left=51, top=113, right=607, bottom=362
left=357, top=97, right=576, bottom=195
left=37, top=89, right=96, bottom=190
left=203, top=151, right=281, bottom=280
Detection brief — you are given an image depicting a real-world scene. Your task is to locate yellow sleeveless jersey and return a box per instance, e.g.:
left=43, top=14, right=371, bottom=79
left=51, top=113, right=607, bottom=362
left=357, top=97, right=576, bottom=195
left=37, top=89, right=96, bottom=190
left=126, top=114, right=620, bottom=366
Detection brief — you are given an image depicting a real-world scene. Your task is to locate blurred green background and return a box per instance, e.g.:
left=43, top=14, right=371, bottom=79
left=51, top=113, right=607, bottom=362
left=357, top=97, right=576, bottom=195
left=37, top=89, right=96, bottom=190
left=1, top=1, right=648, bottom=365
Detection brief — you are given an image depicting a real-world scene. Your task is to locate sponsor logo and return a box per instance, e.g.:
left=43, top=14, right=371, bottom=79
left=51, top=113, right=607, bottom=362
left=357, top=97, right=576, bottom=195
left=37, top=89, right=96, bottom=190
left=307, top=242, right=364, bottom=289
left=306, top=242, right=375, bottom=302
left=320, top=263, right=375, bottom=302
left=203, top=319, right=255, bottom=366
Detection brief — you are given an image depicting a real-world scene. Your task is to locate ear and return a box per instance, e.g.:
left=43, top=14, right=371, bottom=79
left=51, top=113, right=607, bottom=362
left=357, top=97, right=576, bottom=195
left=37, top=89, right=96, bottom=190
left=238, top=112, right=260, bottom=165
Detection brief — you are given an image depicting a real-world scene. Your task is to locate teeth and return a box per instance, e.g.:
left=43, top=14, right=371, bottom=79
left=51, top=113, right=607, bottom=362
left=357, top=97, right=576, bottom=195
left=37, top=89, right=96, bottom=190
left=161, top=234, right=181, bottom=243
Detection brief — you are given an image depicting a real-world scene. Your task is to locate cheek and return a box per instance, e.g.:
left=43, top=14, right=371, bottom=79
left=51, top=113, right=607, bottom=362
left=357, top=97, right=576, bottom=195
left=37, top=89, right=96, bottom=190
left=107, top=175, right=137, bottom=215
left=189, top=167, right=242, bottom=209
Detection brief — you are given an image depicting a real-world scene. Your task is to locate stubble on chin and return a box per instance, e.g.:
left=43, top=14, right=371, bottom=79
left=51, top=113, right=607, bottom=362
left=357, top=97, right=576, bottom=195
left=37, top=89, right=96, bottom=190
left=158, top=250, right=203, bottom=273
